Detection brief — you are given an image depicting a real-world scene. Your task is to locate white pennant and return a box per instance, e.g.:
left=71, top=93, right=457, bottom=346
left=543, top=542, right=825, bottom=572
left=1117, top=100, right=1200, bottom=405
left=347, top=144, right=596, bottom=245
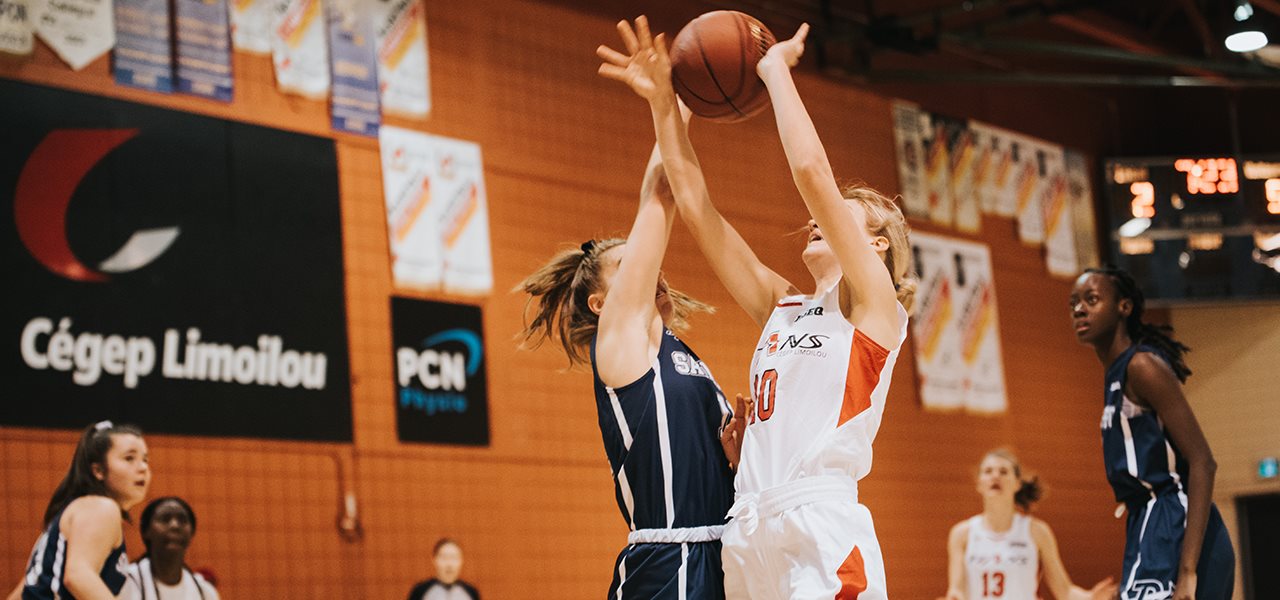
left=33, top=0, right=115, bottom=70
left=0, top=0, right=34, bottom=55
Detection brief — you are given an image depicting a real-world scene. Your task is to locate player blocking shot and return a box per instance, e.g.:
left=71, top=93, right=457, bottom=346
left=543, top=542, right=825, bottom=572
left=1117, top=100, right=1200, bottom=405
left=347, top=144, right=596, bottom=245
left=518, top=60, right=747, bottom=594
left=598, top=15, right=915, bottom=599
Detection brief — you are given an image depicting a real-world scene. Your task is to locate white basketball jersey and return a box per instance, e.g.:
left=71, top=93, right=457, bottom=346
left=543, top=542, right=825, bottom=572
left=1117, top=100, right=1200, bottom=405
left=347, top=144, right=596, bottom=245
left=965, top=514, right=1039, bottom=600
left=737, top=284, right=908, bottom=494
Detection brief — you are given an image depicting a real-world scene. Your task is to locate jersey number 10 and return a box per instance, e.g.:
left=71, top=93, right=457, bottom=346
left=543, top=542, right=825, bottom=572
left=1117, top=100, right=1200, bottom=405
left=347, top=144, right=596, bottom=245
left=751, top=369, right=778, bottom=423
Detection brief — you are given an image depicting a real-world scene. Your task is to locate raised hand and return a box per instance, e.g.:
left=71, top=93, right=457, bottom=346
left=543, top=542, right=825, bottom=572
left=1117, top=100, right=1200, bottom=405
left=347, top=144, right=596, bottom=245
left=757, top=22, right=809, bottom=75
left=597, top=16, right=674, bottom=102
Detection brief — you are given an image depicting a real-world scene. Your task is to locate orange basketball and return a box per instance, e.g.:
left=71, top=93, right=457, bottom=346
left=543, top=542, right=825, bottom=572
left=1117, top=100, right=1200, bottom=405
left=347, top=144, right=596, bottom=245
left=669, top=11, right=776, bottom=123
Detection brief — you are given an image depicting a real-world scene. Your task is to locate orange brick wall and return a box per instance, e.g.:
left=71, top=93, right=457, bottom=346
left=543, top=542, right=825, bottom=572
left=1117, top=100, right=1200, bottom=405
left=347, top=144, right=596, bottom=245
left=1, top=1, right=1125, bottom=598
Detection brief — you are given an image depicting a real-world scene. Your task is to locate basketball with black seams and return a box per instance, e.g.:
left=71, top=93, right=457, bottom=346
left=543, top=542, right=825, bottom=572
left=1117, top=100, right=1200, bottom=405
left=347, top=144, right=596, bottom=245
left=669, top=11, right=776, bottom=123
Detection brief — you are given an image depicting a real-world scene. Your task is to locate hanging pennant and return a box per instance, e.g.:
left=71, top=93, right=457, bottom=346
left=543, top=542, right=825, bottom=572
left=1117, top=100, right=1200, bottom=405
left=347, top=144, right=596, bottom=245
left=230, top=0, right=272, bottom=54
left=891, top=101, right=929, bottom=219
left=0, top=0, right=34, bottom=56
left=922, top=112, right=955, bottom=228
left=174, top=0, right=233, bottom=101
left=33, top=0, right=115, bottom=70
left=327, top=0, right=379, bottom=136
left=372, top=0, right=430, bottom=118
left=270, top=0, right=329, bottom=99
left=113, top=0, right=172, bottom=92
left=949, top=119, right=981, bottom=234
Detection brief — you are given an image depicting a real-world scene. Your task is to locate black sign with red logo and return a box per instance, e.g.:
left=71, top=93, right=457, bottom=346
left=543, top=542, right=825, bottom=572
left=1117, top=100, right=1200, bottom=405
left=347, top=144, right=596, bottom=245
left=0, top=80, right=352, bottom=441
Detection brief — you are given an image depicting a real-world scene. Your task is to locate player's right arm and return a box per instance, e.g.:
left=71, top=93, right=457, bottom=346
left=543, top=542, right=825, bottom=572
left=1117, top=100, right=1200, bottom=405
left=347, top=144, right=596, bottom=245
left=60, top=496, right=122, bottom=600
left=598, top=16, right=795, bottom=327
left=945, top=520, right=969, bottom=600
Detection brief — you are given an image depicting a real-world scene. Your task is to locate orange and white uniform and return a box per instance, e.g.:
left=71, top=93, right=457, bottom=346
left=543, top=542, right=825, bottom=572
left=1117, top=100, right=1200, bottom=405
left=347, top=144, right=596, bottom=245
left=722, top=284, right=908, bottom=600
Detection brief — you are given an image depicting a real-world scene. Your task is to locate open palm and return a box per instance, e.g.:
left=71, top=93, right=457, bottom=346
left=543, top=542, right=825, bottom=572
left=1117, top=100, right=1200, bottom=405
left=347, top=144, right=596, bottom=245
left=597, top=16, right=673, bottom=101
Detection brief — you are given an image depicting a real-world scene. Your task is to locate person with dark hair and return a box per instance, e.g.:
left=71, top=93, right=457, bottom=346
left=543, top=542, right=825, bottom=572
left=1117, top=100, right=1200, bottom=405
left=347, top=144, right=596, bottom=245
left=119, top=497, right=220, bottom=600
left=405, top=539, right=479, bottom=600
left=944, top=450, right=1116, bottom=600
left=597, top=16, right=915, bottom=599
left=1071, top=267, right=1235, bottom=600
left=518, top=53, right=743, bottom=596
left=6, top=421, right=149, bottom=600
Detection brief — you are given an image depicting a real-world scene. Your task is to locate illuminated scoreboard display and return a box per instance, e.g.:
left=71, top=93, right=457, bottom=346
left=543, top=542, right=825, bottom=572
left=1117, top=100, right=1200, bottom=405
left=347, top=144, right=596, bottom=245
left=1104, top=155, right=1280, bottom=304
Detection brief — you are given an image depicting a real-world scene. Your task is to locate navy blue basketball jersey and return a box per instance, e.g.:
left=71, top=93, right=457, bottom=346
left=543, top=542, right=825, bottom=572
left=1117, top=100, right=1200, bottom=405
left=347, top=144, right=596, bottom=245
left=591, top=329, right=736, bottom=531
left=23, top=508, right=128, bottom=600
left=1101, top=344, right=1189, bottom=503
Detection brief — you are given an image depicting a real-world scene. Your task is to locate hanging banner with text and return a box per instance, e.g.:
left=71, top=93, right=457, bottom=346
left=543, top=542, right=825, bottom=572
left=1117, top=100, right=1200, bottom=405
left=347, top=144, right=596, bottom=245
left=392, top=297, right=489, bottom=446
left=378, top=126, right=493, bottom=295
left=910, top=232, right=1008, bottom=414
left=0, top=81, right=352, bottom=441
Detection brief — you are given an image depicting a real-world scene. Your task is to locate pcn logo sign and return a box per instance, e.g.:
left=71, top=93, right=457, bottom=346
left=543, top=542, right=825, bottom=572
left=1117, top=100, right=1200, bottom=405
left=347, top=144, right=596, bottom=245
left=395, top=328, right=482, bottom=394
left=14, top=129, right=180, bottom=282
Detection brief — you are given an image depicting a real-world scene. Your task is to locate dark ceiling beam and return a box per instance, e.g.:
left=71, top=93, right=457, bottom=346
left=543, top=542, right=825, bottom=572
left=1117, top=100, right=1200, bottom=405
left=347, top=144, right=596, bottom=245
left=1176, top=0, right=1219, bottom=57
left=1048, top=11, right=1227, bottom=79
left=1253, top=0, right=1280, bottom=18
left=939, top=35, right=1280, bottom=77
left=854, top=70, right=1280, bottom=87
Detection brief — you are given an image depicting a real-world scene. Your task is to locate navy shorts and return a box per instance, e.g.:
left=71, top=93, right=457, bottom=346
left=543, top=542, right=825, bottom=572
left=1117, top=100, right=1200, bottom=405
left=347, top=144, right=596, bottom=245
left=607, top=540, right=724, bottom=600
left=1121, top=497, right=1234, bottom=600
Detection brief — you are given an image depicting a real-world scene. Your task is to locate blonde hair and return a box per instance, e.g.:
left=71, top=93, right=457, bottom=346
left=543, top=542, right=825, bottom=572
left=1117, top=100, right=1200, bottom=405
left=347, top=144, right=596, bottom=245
left=981, top=449, right=1043, bottom=511
left=843, top=184, right=917, bottom=313
left=517, top=239, right=713, bottom=367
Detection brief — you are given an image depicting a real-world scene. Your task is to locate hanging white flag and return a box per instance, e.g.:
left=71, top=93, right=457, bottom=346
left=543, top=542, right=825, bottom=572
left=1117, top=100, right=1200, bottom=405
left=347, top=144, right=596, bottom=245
left=372, top=0, right=430, bottom=118
left=0, top=0, right=34, bottom=55
left=33, top=0, right=115, bottom=70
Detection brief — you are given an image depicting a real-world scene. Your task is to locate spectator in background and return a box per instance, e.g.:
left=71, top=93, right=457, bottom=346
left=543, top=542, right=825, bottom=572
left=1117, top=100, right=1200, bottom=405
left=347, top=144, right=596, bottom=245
left=120, top=497, right=220, bottom=600
left=406, top=538, right=479, bottom=600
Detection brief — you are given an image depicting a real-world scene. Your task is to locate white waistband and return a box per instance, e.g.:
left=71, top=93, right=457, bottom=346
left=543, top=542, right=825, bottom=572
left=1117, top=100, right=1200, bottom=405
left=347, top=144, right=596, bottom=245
left=727, top=475, right=858, bottom=535
left=627, top=525, right=725, bottom=545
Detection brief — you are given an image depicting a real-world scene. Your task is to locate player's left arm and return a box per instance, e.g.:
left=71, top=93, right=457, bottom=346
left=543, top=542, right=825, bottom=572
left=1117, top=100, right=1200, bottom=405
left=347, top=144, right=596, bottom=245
left=1127, top=351, right=1216, bottom=600
left=1031, top=519, right=1116, bottom=600
left=756, top=24, right=901, bottom=348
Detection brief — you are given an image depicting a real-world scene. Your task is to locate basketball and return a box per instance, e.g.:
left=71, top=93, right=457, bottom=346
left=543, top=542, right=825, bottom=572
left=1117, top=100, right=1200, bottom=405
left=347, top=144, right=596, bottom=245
left=669, top=11, right=776, bottom=123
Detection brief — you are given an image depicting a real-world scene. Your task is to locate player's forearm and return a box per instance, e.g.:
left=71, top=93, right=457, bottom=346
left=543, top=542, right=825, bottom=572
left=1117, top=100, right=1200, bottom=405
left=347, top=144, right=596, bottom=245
left=1179, top=457, right=1217, bottom=575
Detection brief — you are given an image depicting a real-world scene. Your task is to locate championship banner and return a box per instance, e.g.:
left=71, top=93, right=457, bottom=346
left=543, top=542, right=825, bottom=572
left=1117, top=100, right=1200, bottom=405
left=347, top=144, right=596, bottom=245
left=392, top=297, right=489, bottom=446
left=949, top=118, right=981, bottom=234
left=378, top=126, right=493, bottom=295
left=911, top=232, right=1007, bottom=414
left=229, top=0, right=272, bottom=54
left=1065, top=150, right=1100, bottom=271
left=113, top=0, right=172, bottom=92
left=327, top=0, right=380, bottom=137
left=33, top=0, right=115, bottom=70
left=1014, top=135, right=1048, bottom=246
left=174, top=0, right=233, bottom=101
left=1, top=0, right=36, bottom=56
left=1, top=81, right=352, bottom=441
left=372, top=0, right=430, bottom=118
left=1041, top=146, right=1077, bottom=278
left=891, top=101, right=928, bottom=219
left=922, top=113, right=955, bottom=228
left=910, top=231, right=963, bottom=411
left=270, top=0, right=329, bottom=99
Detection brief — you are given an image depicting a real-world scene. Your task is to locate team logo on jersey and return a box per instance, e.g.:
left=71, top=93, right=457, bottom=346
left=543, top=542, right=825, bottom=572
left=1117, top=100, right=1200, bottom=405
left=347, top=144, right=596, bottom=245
left=1125, top=579, right=1173, bottom=600
left=670, top=350, right=716, bottom=382
left=762, top=331, right=830, bottom=358
left=793, top=306, right=824, bottom=322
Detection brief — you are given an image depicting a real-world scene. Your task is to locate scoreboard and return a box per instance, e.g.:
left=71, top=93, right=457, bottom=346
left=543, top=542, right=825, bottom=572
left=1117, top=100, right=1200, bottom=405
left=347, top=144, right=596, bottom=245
left=1103, top=155, right=1280, bottom=304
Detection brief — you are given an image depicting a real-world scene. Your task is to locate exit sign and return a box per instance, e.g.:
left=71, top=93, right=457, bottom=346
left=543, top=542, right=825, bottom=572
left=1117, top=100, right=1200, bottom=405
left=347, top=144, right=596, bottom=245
left=1260, top=457, right=1279, bottom=480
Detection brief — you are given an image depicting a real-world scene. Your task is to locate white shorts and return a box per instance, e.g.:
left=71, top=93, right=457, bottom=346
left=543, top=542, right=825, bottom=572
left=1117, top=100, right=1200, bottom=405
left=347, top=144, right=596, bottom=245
left=722, top=476, right=887, bottom=600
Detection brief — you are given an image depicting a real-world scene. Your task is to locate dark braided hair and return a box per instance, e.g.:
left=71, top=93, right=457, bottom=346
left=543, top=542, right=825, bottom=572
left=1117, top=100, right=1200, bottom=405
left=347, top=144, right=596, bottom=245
left=1085, top=266, right=1192, bottom=382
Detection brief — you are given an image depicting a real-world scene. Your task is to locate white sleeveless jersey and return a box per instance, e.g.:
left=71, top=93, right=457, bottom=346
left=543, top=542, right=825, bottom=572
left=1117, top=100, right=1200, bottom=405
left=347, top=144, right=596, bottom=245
left=965, top=514, right=1039, bottom=600
left=737, top=284, right=908, bottom=494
